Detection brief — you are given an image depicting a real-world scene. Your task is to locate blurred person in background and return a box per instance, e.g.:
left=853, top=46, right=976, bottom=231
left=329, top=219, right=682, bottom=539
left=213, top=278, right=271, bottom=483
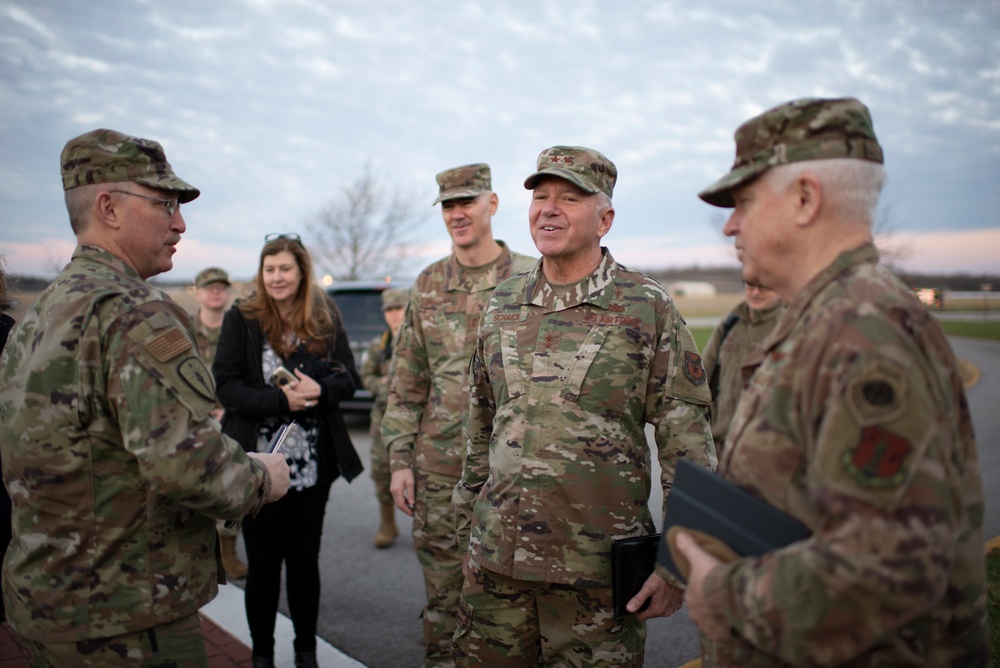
left=190, top=266, right=250, bottom=580
left=359, top=286, right=409, bottom=548
left=701, top=280, right=784, bottom=456
left=0, top=259, right=15, bottom=624
left=213, top=233, right=363, bottom=668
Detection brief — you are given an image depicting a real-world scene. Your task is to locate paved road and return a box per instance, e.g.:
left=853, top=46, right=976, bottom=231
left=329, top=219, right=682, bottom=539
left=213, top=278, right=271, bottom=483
left=241, top=334, right=999, bottom=668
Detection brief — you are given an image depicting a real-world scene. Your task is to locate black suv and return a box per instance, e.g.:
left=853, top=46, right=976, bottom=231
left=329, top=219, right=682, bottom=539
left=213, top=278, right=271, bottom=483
left=326, top=281, right=409, bottom=411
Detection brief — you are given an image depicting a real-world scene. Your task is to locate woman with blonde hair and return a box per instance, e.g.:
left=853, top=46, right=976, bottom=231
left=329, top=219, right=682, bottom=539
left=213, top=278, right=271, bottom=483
left=213, top=234, right=362, bottom=668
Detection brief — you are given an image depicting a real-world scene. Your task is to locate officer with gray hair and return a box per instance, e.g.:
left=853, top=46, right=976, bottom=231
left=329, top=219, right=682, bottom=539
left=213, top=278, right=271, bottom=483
left=453, top=146, right=716, bottom=666
left=675, top=98, right=989, bottom=666
left=0, top=129, right=290, bottom=667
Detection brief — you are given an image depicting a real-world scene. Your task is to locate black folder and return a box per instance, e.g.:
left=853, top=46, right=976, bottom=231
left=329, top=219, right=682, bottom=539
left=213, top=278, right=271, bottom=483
left=611, top=533, right=661, bottom=618
left=658, top=460, right=811, bottom=582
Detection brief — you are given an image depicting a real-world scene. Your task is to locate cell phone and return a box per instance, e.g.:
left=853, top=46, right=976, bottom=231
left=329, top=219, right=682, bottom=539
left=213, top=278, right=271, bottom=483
left=268, top=366, right=297, bottom=387
left=267, top=421, right=298, bottom=454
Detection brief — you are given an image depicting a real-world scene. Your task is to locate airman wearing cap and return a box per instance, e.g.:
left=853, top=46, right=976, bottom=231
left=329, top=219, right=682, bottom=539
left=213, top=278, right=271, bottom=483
left=381, top=162, right=535, bottom=666
left=451, top=146, right=714, bottom=665
left=674, top=98, right=989, bottom=666
left=191, top=266, right=233, bottom=368
left=0, top=129, right=290, bottom=666
left=359, top=286, right=410, bottom=551
left=191, top=265, right=245, bottom=579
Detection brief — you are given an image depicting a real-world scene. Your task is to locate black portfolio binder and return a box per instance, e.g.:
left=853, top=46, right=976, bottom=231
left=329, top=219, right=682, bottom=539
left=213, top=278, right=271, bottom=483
left=658, top=460, right=811, bottom=582
left=611, top=533, right=661, bottom=618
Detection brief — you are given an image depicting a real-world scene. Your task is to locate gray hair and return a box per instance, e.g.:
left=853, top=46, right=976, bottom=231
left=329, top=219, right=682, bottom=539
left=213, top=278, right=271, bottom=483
left=64, top=184, right=105, bottom=234
left=593, top=190, right=613, bottom=215
left=765, top=158, right=886, bottom=224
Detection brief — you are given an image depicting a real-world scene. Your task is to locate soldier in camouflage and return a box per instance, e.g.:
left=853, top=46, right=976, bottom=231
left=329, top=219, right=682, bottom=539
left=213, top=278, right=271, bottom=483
left=701, top=281, right=784, bottom=455
left=359, top=286, right=408, bottom=548
left=381, top=163, right=535, bottom=667
left=191, top=267, right=250, bottom=581
left=452, top=146, right=716, bottom=667
left=0, top=129, right=290, bottom=667
left=192, top=267, right=232, bottom=375
left=676, top=98, right=990, bottom=666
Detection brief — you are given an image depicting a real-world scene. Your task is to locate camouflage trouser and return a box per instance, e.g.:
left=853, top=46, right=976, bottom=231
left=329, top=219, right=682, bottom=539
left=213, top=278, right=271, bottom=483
left=20, top=612, right=209, bottom=667
left=413, top=469, right=463, bottom=668
left=453, top=559, right=646, bottom=668
left=369, top=418, right=392, bottom=506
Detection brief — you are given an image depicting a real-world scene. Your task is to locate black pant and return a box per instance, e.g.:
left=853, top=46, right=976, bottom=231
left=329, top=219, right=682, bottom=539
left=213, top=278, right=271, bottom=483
left=242, top=482, right=332, bottom=656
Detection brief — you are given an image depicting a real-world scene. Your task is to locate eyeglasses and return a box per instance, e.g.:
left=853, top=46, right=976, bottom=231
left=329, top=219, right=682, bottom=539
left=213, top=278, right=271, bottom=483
left=264, top=233, right=303, bottom=245
left=108, top=190, right=179, bottom=217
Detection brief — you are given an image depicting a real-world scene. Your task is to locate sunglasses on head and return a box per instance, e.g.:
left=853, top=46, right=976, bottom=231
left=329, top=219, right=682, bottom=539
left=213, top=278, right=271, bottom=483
left=264, top=233, right=302, bottom=245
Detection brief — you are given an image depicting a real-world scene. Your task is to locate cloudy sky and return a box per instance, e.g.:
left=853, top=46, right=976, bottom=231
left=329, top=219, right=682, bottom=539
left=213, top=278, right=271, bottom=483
left=1, top=0, right=998, bottom=283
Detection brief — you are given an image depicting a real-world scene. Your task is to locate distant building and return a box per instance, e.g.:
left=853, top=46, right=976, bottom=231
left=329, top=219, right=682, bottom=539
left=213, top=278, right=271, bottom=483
left=665, top=281, right=717, bottom=297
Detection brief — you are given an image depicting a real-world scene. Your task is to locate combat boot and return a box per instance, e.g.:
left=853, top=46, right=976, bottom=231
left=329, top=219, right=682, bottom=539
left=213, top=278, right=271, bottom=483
left=221, top=535, right=248, bottom=579
left=374, top=502, right=398, bottom=548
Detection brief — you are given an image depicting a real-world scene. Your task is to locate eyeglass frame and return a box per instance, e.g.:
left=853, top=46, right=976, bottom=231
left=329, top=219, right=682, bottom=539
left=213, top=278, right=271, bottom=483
left=264, top=233, right=303, bottom=245
left=107, top=189, right=179, bottom=217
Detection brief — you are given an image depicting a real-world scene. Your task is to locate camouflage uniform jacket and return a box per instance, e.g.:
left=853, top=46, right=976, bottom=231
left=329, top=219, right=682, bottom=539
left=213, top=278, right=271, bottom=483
left=0, top=245, right=270, bottom=642
left=702, top=244, right=989, bottom=666
left=454, top=249, right=716, bottom=586
left=382, top=241, right=535, bottom=476
left=360, top=329, right=393, bottom=436
left=193, top=309, right=221, bottom=367
left=193, top=310, right=223, bottom=411
left=702, top=299, right=784, bottom=451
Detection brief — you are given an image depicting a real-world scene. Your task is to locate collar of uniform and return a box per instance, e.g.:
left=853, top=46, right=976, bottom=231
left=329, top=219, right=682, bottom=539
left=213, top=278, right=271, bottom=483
left=73, top=243, right=145, bottom=282
left=745, top=299, right=785, bottom=325
left=521, top=247, right=617, bottom=311
left=745, top=242, right=880, bottom=369
left=444, top=240, right=512, bottom=292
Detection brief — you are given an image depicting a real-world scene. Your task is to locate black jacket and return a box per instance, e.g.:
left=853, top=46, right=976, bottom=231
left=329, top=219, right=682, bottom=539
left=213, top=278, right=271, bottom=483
left=213, top=302, right=363, bottom=483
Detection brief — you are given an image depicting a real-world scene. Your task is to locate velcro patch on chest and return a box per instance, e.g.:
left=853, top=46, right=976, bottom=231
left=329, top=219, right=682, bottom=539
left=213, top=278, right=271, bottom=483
left=146, top=328, right=192, bottom=362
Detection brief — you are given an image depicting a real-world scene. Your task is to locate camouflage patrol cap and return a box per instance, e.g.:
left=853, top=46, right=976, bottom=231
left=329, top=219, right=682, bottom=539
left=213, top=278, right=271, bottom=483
left=381, top=287, right=409, bottom=311
left=523, top=145, right=617, bottom=198
left=433, top=163, right=491, bottom=205
left=194, top=267, right=231, bottom=288
left=60, top=128, right=200, bottom=203
left=699, top=97, right=883, bottom=207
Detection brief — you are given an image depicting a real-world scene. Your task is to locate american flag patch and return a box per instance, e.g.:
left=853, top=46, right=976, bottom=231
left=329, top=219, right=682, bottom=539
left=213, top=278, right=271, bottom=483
left=146, top=328, right=192, bottom=362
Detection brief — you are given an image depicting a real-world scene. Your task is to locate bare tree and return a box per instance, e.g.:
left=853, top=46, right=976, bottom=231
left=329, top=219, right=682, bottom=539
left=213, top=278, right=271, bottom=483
left=307, top=164, right=429, bottom=280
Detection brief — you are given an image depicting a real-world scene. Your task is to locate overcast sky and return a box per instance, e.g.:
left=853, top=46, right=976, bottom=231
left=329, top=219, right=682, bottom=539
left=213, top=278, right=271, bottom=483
left=1, top=0, right=998, bottom=283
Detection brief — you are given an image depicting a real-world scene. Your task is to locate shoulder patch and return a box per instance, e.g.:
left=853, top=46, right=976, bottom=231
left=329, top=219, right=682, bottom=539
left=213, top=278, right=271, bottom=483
left=684, top=351, right=707, bottom=386
left=845, top=359, right=908, bottom=425
left=146, top=328, right=192, bottom=362
left=842, top=426, right=911, bottom=488
left=177, top=356, right=216, bottom=402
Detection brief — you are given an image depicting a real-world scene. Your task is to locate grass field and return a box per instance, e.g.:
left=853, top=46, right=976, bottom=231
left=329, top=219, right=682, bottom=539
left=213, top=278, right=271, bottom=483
left=690, top=326, right=714, bottom=353
left=939, top=320, right=1000, bottom=342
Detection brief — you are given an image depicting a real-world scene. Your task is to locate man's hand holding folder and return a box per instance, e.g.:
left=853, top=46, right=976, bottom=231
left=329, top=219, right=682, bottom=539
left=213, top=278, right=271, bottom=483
left=658, top=460, right=811, bottom=638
